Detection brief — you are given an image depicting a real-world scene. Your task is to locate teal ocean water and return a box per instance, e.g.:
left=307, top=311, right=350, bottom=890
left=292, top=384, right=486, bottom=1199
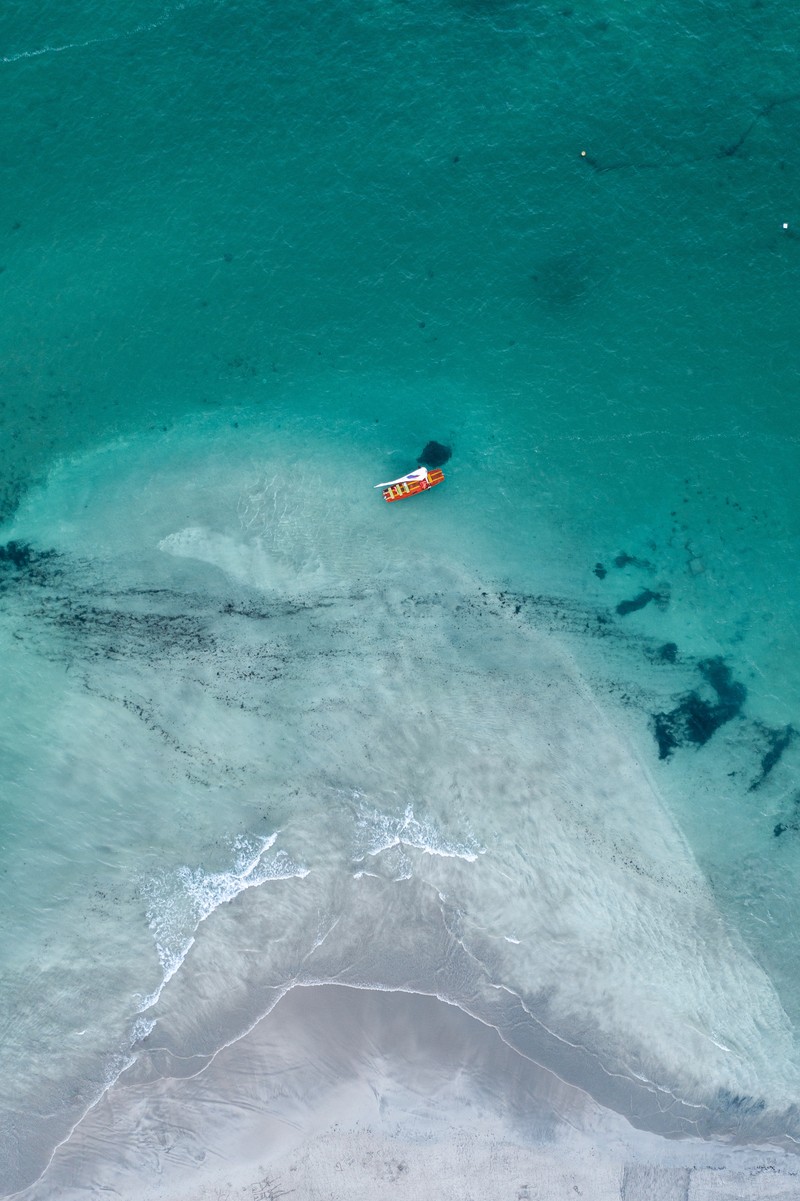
left=2, top=0, right=800, bottom=1191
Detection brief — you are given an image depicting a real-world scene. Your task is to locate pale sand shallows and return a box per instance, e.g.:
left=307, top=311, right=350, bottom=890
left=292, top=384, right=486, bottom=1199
left=14, top=985, right=800, bottom=1201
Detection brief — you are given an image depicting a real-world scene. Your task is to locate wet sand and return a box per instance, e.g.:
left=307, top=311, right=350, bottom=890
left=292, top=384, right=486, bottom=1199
left=15, top=985, right=799, bottom=1201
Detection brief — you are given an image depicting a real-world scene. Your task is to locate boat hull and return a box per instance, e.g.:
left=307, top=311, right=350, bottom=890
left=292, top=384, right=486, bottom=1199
left=382, top=468, right=445, bottom=502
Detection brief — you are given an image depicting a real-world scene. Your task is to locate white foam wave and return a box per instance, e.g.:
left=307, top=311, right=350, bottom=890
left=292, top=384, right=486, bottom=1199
left=355, top=803, right=485, bottom=867
left=138, top=833, right=308, bottom=1011
left=130, top=1016, right=156, bottom=1044
left=1, top=2, right=198, bottom=65
left=158, top=525, right=308, bottom=592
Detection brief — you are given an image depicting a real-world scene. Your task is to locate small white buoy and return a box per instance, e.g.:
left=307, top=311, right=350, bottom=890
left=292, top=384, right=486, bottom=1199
left=783, top=222, right=789, bottom=230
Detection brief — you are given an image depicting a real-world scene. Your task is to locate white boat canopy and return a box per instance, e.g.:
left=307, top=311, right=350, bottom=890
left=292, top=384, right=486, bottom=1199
left=373, top=466, right=429, bottom=489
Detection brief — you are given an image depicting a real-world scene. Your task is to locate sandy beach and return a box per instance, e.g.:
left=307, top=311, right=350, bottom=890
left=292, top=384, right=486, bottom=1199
left=14, top=985, right=799, bottom=1201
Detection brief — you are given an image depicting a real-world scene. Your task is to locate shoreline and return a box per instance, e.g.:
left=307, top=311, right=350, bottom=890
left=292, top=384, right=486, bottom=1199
left=3, top=416, right=800, bottom=1195
left=12, top=984, right=800, bottom=1201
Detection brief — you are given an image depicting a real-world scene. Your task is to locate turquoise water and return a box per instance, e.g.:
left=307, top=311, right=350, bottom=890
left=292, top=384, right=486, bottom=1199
left=2, top=0, right=800, bottom=1191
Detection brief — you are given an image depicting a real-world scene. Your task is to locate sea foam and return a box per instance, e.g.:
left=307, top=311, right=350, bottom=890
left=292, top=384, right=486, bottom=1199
left=139, top=833, right=308, bottom=1011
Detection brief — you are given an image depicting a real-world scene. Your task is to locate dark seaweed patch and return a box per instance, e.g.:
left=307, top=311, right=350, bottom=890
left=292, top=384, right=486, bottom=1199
left=614, top=552, right=654, bottom=571
left=772, top=792, right=800, bottom=838
left=0, top=540, right=34, bottom=568
left=644, top=640, right=678, bottom=665
left=0, top=541, right=59, bottom=590
left=698, top=657, right=741, bottom=704
left=494, top=589, right=623, bottom=640
left=684, top=691, right=727, bottom=744
left=749, top=724, right=795, bottom=792
left=593, top=562, right=607, bottom=579
left=651, top=657, right=746, bottom=759
left=4, top=548, right=215, bottom=663
left=716, top=1089, right=766, bottom=1115
left=616, top=589, right=665, bottom=617
left=221, top=597, right=337, bottom=621
left=655, top=690, right=729, bottom=753
left=417, top=441, right=452, bottom=468
left=50, top=604, right=214, bottom=660
left=653, top=713, right=681, bottom=759
left=0, top=540, right=57, bottom=571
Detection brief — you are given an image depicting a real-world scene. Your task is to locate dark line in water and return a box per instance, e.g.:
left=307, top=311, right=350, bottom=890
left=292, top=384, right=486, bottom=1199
left=581, top=91, right=800, bottom=174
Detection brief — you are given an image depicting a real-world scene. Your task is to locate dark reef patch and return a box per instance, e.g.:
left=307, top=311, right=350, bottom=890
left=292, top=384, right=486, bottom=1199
left=616, top=589, right=666, bottom=617
left=593, top=562, right=607, bottom=579
left=750, top=724, right=795, bottom=792
left=652, top=657, right=746, bottom=759
left=417, top=441, right=452, bottom=469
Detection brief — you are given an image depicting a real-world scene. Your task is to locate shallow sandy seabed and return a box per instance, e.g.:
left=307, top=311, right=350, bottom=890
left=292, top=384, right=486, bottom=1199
left=14, top=986, right=799, bottom=1201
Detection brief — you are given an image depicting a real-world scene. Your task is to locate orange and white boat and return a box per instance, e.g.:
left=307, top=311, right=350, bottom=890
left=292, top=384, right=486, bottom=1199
left=374, top=466, right=445, bottom=503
